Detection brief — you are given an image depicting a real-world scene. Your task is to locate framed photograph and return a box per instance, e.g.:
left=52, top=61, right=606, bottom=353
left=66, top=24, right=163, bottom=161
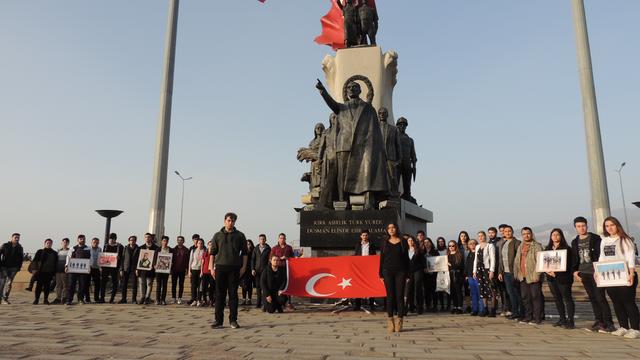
left=137, top=249, right=156, bottom=271
left=67, top=258, right=90, bottom=274
left=98, top=252, right=119, bottom=268
left=594, top=261, right=630, bottom=287
left=536, top=249, right=567, bottom=272
left=155, top=253, right=172, bottom=274
left=426, top=255, right=448, bottom=273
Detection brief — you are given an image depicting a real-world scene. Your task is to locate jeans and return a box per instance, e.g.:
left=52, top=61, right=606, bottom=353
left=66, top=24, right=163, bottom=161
left=190, top=270, right=201, bottom=302
left=504, top=272, right=522, bottom=317
left=548, top=279, right=575, bottom=321
left=468, top=277, right=485, bottom=313
left=606, top=273, right=640, bottom=330
left=88, top=268, right=101, bottom=302
left=34, top=272, right=55, bottom=302
left=405, top=270, right=424, bottom=313
left=67, top=273, right=88, bottom=303
left=55, top=272, right=69, bottom=301
left=382, top=269, right=407, bottom=317
left=156, top=273, right=169, bottom=302
left=580, top=272, right=613, bottom=325
left=520, top=281, right=543, bottom=322
left=139, top=271, right=155, bottom=300
left=121, top=271, right=138, bottom=302
left=0, top=267, right=19, bottom=300
left=100, top=268, right=118, bottom=302
left=201, top=273, right=215, bottom=302
left=171, top=271, right=186, bottom=299
left=214, top=266, right=241, bottom=324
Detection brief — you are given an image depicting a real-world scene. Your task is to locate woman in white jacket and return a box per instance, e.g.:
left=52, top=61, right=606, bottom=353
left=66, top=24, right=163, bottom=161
left=473, top=231, right=497, bottom=317
left=599, top=217, right=639, bottom=338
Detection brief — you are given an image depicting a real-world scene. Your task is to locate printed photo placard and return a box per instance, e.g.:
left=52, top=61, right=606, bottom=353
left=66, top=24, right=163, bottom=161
left=536, top=249, right=567, bottom=272
left=98, top=253, right=119, bottom=268
left=155, top=253, right=172, bottom=274
left=67, top=258, right=91, bottom=274
left=426, top=255, right=448, bottom=273
left=594, top=261, right=630, bottom=287
left=137, top=249, right=156, bottom=271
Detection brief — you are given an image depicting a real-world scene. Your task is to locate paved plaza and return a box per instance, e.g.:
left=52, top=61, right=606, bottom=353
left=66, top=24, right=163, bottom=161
left=1, top=290, right=640, bottom=360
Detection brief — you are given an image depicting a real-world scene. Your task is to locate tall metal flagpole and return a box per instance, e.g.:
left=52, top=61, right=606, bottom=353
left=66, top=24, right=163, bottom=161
left=148, top=0, right=180, bottom=241
left=570, top=0, right=610, bottom=235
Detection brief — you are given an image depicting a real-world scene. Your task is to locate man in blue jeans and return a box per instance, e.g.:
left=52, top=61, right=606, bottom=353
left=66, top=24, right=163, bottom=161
left=0, top=233, right=24, bottom=304
left=497, top=225, right=523, bottom=320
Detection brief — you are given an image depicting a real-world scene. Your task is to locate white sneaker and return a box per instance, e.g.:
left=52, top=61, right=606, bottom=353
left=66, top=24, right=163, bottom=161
left=196, top=301, right=202, bottom=307
left=612, top=327, right=628, bottom=336
left=624, top=329, right=640, bottom=339
left=190, top=301, right=197, bottom=307
left=505, top=311, right=512, bottom=317
left=177, top=298, right=183, bottom=305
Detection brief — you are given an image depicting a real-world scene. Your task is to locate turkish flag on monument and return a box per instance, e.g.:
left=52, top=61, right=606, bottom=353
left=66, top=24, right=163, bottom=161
left=315, top=0, right=376, bottom=51
left=283, top=255, right=386, bottom=298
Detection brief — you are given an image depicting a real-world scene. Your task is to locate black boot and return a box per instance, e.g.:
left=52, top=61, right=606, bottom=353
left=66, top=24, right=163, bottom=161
left=564, top=319, right=575, bottom=329
left=553, top=318, right=567, bottom=327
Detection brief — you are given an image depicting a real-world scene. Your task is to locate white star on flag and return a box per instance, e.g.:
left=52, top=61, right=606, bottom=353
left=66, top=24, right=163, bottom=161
left=337, top=278, right=352, bottom=290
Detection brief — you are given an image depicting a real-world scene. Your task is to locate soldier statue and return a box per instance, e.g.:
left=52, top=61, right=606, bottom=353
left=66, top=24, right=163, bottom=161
left=396, top=117, right=417, bottom=203
left=358, top=1, right=378, bottom=46
left=336, top=0, right=360, bottom=48
left=378, top=107, right=401, bottom=195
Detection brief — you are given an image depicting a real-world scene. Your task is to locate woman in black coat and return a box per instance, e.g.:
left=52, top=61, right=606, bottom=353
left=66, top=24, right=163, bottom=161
left=447, top=240, right=465, bottom=314
left=379, top=223, right=409, bottom=333
left=405, top=235, right=425, bottom=314
left=545, top=228, right=575, bottom=328
left=260, top=254, right=287, bottom=313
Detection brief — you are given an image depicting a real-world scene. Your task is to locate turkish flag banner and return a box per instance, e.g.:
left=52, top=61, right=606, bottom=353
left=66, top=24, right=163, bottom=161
left=283, top=255, right=386, bottom=298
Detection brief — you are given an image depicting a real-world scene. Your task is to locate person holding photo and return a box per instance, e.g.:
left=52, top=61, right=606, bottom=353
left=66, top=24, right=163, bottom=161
left=137, top=233, right=158, bottom=305
left=155, top=236, right=172, bottom=305
left=435, top=237, right=450, bottom=312
left=599, top=217, right=640, bottom=338
left=422, top=237, right=439, bottom=312
left=545, top=228, right=575, bottom=329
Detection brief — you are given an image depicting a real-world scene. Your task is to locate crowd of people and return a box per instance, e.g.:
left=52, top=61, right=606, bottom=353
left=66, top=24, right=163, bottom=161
left=377, top=216, right=639, bottom=337
left=1, top=213, right=638, bottom=338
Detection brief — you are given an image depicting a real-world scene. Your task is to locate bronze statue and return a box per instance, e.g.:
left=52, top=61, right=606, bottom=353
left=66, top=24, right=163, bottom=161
left=336, top=0, right=360, bottom=48
left=297, top=123, right=326, bottom=192
left=396, top=117, right=417, bottom=203
left=318, top=114, right=339, bottom=209
left=316, top=79, right=389, bottom=209
left=358, top=1, right=378, bottom=46
left=378, top=107, right=401, bottom=195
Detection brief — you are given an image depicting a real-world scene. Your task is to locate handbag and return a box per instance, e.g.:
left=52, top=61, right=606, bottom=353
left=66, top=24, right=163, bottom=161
left=436, top=270, right=450, bottom=294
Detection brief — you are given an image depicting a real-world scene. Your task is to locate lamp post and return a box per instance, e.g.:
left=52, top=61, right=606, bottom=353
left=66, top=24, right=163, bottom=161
left=174, top=171, right=192, bottom=236
left=615, top=162, right=630, bottom=231
left=96, top=210, right=124, bottom=244
left=634, top=202, right=640, bottom=209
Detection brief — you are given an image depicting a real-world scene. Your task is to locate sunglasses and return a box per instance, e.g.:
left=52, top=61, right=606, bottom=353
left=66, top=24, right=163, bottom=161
left=448, top=245, right=456, bottom=248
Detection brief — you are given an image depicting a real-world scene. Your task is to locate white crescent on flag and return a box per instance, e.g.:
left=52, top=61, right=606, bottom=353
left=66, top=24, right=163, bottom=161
left=305, top=273, right=336, bottom=297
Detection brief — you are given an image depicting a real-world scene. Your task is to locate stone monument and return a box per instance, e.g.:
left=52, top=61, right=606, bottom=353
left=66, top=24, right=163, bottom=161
left=298, top=2, right=433, bottom=256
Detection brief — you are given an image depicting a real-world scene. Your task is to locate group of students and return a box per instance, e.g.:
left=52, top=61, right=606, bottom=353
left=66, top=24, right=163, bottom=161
left=377, top=216, right=640, bottom=337
left=3, top=230, right=298, bottom=317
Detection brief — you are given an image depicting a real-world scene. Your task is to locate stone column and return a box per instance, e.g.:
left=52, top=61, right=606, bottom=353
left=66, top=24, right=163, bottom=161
left=148, top=0, right=179, bottom=240
left=570, top=0, right=610, bottom=234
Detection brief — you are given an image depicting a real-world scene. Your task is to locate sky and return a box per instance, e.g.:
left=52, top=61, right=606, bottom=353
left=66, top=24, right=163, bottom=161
left=1, top=1, right=638, bottom=253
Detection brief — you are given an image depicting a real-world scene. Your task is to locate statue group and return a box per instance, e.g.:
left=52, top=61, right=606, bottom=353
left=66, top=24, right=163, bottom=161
left=337, top=0, right=378, bottom=47
left=297, top=79, right=417, bottom=210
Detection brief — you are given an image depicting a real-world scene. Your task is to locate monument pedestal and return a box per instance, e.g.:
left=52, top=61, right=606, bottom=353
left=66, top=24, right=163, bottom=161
left=298, top=200, right=433, bottom=257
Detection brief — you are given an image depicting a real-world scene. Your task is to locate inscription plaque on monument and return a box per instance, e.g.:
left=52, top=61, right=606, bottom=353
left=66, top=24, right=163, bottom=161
left=300, top=208, right=398, bottom=249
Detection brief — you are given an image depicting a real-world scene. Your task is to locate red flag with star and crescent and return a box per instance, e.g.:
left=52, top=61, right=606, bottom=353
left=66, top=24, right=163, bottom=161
left=282, top=255, right=386, bottom=298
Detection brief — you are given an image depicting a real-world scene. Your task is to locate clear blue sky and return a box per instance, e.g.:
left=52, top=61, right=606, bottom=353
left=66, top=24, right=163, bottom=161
left=1, top=1, right=638, bottom=252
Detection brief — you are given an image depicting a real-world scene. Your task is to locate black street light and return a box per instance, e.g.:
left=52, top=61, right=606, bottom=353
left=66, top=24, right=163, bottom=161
left=96, top=210, right=123, bottom=243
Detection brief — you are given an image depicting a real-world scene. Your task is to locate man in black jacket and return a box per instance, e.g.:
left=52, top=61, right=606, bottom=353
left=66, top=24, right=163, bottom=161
left=0, top=233, right=24, bottom=304
left=65, top=235, right=91, bottom=305
left=120, top=235, right=139, bottom=304
left=101, top=233, right=123, bottom=303
left=211, top=212, right=248, bottom=329
left=251, top=234, right=271, bottom=310
left=138, top=233, right=159, bottom=305
left=354, top=229, right=377, bottom=311
left=571, top=216, right=615, bottom=332
left=32, top=239, right=58, bottom=304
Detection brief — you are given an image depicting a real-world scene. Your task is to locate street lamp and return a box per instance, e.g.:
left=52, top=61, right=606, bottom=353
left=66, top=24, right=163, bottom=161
left=174, top=171, right=192, bottom=236
left=615, top=162, right=630, bottom=231
left=95, top=210, right=123, bottom=244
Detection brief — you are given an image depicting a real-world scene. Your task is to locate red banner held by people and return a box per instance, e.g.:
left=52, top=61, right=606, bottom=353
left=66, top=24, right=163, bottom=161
left=283, top=255, right=386, bottom=298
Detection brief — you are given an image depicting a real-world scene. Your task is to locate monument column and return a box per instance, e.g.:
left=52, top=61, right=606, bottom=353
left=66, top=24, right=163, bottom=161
left=570, top=0, right=610, bottom=234
left=148, top=0, right=179, bottom=239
